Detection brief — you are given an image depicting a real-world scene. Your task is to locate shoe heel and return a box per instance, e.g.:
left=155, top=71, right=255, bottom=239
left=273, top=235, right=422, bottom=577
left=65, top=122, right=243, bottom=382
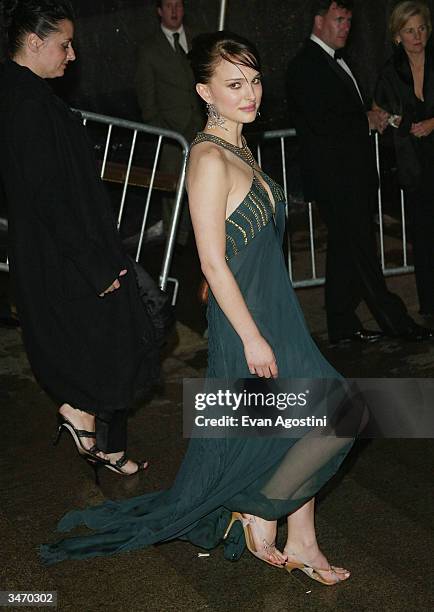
left=285, top=561, right=303, bottom=574
left=53, top=424, right=63, bottom=447
left=223, top=512, right=242, bottom=540
left=87, top=458, right=101, bottom=486
left=223, top=515, right=246, bottom=562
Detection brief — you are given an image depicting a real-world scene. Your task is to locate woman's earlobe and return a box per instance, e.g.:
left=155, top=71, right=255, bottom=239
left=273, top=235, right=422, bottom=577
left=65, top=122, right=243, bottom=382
left=196, top=83, right=212, bottom=104
left=27, top=33, right=43, bottom=54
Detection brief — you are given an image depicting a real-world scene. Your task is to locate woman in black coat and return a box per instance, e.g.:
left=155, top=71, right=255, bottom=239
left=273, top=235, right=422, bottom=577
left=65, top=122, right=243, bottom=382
left=0, top=0, right=159, bottom=475
left=375, top=0, right=434, bottom=316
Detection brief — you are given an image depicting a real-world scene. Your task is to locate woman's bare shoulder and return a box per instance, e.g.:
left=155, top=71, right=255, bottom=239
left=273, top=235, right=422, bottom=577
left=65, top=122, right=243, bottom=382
left=187, top=141, right=230, bottom=186
left=189, top=140, right=228, bottom=168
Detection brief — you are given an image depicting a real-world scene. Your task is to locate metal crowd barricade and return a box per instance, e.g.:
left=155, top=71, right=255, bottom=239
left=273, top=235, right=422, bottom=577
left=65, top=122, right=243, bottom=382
left=255, top=128, right=414, bottom=289
left=79, top=110, right=189, bottom=304
left=0, top=122, right=414, bottom=295
left=0, top=112, right=189, bottom=304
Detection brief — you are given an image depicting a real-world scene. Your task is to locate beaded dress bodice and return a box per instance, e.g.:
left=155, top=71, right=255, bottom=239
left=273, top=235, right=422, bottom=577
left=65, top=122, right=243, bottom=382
left=190, top=132, right=286, bottom=259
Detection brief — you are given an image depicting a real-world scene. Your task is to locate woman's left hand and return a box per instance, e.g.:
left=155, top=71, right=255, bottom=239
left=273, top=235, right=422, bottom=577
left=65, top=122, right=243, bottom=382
left=410, top=118, right=434, bottom=138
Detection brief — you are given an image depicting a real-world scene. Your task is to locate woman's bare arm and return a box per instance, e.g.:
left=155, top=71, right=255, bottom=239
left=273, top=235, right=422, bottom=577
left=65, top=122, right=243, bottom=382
left=187, top=146, right=277, bottom=378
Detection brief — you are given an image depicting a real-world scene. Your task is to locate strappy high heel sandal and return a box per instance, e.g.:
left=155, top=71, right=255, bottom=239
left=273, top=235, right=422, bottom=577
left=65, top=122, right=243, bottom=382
left=223, top=512, right=286, bottom=568
left=54, top=414, right=148, bottom=484
left=285, top=550, right=350, bottom=585
left=53, top=413, right=97, bottom=460
left=88, top=450, right=148, bottom=485
left=94, top=452, right=148, bottom=476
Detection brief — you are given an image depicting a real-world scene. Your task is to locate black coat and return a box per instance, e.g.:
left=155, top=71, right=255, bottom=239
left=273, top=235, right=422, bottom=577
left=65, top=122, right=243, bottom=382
left=0, top=60, right=158, bottom=414
left=375, top=43, right=434, bottom=188
left=286, top=39, right=378, bottom=203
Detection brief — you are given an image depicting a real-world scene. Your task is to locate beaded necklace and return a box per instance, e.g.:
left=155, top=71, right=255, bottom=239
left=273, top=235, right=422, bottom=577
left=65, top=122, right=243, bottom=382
left=191, top=132, right=257, bottom=169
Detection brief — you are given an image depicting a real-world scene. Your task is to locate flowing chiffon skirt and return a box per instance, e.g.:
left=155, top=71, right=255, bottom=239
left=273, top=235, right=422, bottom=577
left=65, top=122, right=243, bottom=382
left=40, top=140, right=355, bottom=565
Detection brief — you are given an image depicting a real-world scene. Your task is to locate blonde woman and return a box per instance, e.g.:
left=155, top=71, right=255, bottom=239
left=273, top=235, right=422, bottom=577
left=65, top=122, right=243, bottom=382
left=375, top=1, right=434, bottom=316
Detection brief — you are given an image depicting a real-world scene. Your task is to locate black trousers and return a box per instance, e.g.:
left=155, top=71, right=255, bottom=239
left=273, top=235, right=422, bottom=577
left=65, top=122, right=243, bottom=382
left=317, top=190, right=413, bottom=341
left=95, top=409, right=128, bottom=454
left=405, top=183, right=434, bottom=314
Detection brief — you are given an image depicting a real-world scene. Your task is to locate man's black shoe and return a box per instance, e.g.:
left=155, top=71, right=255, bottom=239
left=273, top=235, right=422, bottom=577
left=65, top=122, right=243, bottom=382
left=329, top=329, right=384, bottom=347
left=397, top=323, right=434, bottom=342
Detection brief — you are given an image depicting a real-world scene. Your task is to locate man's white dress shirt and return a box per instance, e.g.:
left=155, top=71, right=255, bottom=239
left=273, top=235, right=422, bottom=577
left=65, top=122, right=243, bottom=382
left=310, top=33, right=364, bottom=104
left=161, top=24, right=188, bottom=53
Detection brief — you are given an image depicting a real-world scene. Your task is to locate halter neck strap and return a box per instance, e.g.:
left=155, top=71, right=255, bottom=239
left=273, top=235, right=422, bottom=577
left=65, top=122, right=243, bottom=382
left=190, top=132, right=256, bottom=169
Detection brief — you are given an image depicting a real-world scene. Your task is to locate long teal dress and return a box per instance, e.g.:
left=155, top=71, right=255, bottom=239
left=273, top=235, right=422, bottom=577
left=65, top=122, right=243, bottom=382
left=40, top=134, right=355, bottom=564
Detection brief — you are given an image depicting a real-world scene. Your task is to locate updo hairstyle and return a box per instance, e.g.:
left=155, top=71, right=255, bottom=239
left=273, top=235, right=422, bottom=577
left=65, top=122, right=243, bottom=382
left=189, top=30, right=261, bottom=84
left=389, top=0, right=432, bottom=42
left=0, top=0, right=74, bottom=57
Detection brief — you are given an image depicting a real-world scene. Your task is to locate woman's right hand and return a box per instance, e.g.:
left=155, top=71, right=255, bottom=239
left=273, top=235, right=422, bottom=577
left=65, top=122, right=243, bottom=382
left=410, top=118, right=434, bottom=138
left=99, top=269, right=127, bottom=297
left=244, top=335, right=278, bottom=379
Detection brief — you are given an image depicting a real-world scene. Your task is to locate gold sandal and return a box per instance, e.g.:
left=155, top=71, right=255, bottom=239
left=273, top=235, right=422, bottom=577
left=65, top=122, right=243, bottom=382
left=285, top=550, right=350, bottom=585
left=224, top=512, right=286, bottom=568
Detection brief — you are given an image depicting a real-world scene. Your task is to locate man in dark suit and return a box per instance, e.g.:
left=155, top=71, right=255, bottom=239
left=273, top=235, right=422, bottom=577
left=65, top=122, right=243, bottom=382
left=135, top=0, right=203, bottom=245
left=287, top=0, right=432, bottom=344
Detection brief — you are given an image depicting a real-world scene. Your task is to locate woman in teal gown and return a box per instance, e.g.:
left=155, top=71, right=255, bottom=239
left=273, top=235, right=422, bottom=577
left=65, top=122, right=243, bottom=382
left=41, top=32, right=357, bottom=584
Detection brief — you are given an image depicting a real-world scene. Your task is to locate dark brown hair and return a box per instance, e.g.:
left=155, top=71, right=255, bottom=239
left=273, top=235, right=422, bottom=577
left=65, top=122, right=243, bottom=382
left=189, top=30, right=261, bottom=84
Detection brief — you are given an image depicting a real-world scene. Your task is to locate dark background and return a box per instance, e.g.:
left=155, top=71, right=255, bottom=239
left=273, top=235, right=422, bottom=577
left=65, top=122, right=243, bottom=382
left=1, top=0, right=434, bottom=219
left=42, top=0, right=434, bottom=128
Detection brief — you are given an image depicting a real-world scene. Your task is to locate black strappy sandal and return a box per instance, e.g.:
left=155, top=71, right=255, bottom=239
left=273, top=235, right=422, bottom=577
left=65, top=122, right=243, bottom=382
left=54, top=414, right=148, bottom=484
left=94, top=451, right=148, bottom=474
left=86, top=450, right=148, bottom=485
left=53, top=413, right=97, bottom=460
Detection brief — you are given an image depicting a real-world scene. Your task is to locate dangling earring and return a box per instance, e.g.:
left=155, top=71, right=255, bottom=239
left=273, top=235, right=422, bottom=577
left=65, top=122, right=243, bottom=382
left=206, top=103, right=226, bottom=130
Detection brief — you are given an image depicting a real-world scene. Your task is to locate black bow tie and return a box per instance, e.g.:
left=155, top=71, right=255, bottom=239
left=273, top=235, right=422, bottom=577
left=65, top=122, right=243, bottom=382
left=334, top=49, right=345, bottom=60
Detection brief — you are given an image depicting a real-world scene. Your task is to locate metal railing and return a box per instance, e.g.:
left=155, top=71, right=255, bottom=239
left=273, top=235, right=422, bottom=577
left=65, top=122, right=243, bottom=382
left=0, top=120, right=413, bottom=296
left=0, top=112, right=189, bottom=303
left=79, top=110, right=189, bottom=303
left=255, top=129, right=413, bottom=289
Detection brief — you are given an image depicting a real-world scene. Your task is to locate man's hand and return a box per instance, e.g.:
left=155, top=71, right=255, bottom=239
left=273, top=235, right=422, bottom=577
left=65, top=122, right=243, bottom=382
left=367, top=109, right=389, bottom=134
left=410, top=118, right=434, bottom=138
left=99, top=269, right=127, bottom=297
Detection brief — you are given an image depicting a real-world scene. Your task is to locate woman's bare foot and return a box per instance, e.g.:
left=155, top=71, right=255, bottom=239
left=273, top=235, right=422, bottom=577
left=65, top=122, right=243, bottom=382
left=58, top=403, right=96, bottom=452
left=284, top=541, right=350, bottom=584
left=242, top=514, right=287, bottom=567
